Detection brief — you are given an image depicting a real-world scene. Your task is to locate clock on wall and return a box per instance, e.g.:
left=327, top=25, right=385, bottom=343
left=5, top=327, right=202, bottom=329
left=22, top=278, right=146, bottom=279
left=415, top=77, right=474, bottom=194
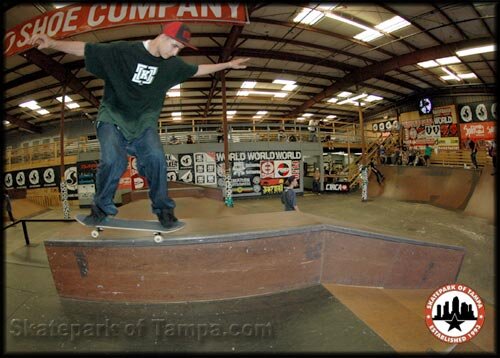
left=418, top=97, right=433, bottom=115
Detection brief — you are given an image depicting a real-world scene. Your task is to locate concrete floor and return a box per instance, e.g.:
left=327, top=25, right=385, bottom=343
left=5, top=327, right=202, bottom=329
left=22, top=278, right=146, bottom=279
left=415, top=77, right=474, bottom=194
left=3, top=190, right=496, bottom=353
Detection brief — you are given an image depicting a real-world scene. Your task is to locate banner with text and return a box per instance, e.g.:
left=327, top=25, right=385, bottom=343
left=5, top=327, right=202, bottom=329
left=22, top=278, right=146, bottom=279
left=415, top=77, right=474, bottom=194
left=5, top=4, right=249, bottom=57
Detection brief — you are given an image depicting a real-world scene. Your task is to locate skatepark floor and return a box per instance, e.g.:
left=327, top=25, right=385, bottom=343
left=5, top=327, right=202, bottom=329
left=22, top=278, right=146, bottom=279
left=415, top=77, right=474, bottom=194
left=3, top=192, right=496, bottom=353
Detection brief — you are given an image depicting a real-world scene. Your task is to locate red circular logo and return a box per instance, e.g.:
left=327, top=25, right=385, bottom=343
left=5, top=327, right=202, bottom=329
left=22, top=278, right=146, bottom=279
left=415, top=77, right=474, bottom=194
left=425, top=284, right=485, bottom=344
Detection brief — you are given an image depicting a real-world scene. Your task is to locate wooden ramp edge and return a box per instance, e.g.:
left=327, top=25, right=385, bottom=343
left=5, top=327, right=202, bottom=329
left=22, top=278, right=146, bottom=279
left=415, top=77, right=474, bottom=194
left=44, top=212, right=465, bottom=303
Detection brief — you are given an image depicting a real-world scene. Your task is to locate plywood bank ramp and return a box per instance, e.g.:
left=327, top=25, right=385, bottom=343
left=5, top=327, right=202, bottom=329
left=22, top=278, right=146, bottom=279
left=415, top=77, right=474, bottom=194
left=44, top=212, right=464, bottom=303
left=368, top=166, right=480, bottom=210
left=464, top=168, right=495, bottom=223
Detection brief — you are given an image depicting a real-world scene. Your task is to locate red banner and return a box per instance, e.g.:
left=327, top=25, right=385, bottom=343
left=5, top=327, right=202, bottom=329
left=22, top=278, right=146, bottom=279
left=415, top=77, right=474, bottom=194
left=459, top=122, right=495, bottom=141
left=4, top=3, right=249, bottom=57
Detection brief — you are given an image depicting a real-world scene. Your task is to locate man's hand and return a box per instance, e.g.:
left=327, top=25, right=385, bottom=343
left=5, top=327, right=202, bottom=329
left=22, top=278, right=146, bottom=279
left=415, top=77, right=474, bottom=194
left=29, top=34, right=55, bottom=50
left=227, top=58, right=250, bottom=69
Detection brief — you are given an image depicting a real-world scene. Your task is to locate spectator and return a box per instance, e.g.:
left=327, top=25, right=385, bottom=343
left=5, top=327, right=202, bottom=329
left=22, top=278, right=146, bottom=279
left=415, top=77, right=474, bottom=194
left=312, top=168, right=321, bottom=195
left=186, top=134, right=194, bottom=144
left=216, top=127, right=224, bottom=143
left=408, top=146, right=416, bottom=166
left=281, top=176, right=299, bottom=211
left=379, top=144, right=387, bottom=164
left=168, top=135, right=180, bottom=145
left=308, top=119, right=319, bottom=142
left=424, top=143, right=433, bottom=167
left=467, top=138, right=479, bottom=169
left=391, top=145, right=401, bottom=165
left=487, top=140, right=496, bottom=175
left=277, top=127, right=286, bottom=142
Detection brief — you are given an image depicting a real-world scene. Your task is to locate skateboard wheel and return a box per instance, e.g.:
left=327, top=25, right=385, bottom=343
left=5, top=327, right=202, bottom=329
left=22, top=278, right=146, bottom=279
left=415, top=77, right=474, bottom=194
left=91, top=230, right=100, bottom=238
left=154, top=234, right=163, bottom=243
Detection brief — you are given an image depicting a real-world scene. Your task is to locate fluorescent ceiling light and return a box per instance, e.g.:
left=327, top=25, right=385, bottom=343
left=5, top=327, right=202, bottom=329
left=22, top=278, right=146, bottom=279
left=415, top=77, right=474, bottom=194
left=325, top=12, right=372, bottom=31
left=238, top=89, right=287, bottom=98
left=171, top=84, right=180, bottom=89
left=456, top=45, right=495, bottom=57
left=354, top=29, right=383, bottom=42
left=441, top=67, right=460, bottom=81
left=349, top=93, right=367, bottom=101
left=56, top=95, right=73, bottom=103
left=337, top=91, right=352, bottom=98
left=256, top=111, right=268, bottom=115
left=273, top=79, right=295, bottom=85
left=326, top=115, right=337, bottom=119
left=458, top=73, right=477, bottom=79
left=293, top=8, right=324, bottom=25
left=417, top=60, right=439, bottom=68
left=253, top=115, right=263, bottom=119
left=19, top=100, right=41, bottom=110
left=19, top=101, right=41, bottom=110
left=297, top=117, right=306, bottom=121
left=282, top=84, right=297, bottom=91
left=375, top=16, right=411, bottom=33
left=171, top=112, right=182, bottom=116
left=172, top=117, right=182, bottom=121
left=166, top=91, right=180, bottom=97
left=37, top=109, right=50, bottom=115
left=440, top=75, right=458, bottom=81
left=327, top=98, right=338, bottom=103
left=365, top=95, right=383, bottom=102
left=4, top=120, right=11, bottom=125
left=241, top=81, right=256, bottom=89
left=66, top=102, right=80, bottom=109
left=303, top=113, right=314, bottom=117
left=316, top=4, right=337, bottom=11
left=227, top=110, right=237, bottom=115
left=436, top=56, right=461, bottom=65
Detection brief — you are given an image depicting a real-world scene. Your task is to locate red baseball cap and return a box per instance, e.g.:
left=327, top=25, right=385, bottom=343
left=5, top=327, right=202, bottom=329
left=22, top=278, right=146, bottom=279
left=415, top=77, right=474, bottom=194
left=161, top=22, right=198, bottom=50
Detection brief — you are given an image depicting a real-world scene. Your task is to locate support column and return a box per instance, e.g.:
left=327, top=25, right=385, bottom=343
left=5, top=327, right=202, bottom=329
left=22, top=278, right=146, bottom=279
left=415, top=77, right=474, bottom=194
left=221, top=72, right=233, bottom=207
left=59, top=85, right=71, bottom=218
left=358, top=107, right=368, bottom=202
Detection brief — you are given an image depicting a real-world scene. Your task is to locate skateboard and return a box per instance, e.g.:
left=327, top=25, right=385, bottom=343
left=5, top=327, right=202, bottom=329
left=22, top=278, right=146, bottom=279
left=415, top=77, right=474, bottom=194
left=75, top=214, right=185, bottom=243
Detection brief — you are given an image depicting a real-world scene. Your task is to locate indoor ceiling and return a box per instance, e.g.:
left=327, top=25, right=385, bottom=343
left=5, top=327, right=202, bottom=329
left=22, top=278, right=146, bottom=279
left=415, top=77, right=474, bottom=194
left=3, top=3, right=497, bottom=134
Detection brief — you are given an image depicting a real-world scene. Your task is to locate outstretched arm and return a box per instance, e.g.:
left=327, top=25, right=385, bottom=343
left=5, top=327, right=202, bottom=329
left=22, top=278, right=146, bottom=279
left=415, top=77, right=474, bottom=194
left=29, top=34, right=86, bottom=57
left=193, top=57, right=250, bottom=77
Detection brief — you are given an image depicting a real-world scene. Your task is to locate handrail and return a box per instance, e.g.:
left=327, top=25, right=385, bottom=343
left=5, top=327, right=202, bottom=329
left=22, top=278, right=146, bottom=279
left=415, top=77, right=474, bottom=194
left=3, top=218, right=76, bottom=246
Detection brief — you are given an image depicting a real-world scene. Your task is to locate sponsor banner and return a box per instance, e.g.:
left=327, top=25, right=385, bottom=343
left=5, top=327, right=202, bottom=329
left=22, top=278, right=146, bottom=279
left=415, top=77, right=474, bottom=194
left=64, top=166, right=78, bottom=199
left=371, top=119, right=400, bottom=132
left=129, top=157, right=148, bottom=190
left=5, top=4, right=249, bottom=57
left=458, top=101, right=496, bottom=123
left=432, top=105, right=457, bottom=124
left=194, top=152, right=217, bottom=186
left=437, top=137, right=460, bottom=150
left=178, top=153, right=194, bottom=184
left=4, top=165, right=79, bottom=199
left=439, top=123, right=459, bottom=138
left=215, top=151, right=302, bottom=198
left=325, top=182, right=350, bottom=193
left=77, top=160, right=98, bottom=201
left=459, top=122, right=495, bottom=142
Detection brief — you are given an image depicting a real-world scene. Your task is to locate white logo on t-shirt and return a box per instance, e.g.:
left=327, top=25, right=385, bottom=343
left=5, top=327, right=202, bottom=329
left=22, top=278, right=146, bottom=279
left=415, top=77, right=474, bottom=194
left=132, top=63, right=158, bottom=85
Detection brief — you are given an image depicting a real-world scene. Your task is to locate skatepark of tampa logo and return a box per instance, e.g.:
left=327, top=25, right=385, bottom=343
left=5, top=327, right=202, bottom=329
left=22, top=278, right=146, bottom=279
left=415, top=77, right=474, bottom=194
left=425, top=283, right=485, bottom=344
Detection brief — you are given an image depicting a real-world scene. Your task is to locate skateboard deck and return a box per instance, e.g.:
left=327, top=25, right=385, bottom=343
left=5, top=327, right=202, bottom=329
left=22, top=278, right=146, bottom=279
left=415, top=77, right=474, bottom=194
left=75, top=214, right=185, bottom=242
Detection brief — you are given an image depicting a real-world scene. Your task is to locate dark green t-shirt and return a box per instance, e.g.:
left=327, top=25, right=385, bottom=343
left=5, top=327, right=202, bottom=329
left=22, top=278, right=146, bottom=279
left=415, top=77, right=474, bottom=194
left=85, top=41, right=198, bottom=140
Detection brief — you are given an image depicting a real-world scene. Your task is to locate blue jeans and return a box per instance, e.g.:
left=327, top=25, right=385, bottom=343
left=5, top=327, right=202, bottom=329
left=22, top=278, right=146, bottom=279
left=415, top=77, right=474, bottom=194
left=94, top=122, right=174, bottom=216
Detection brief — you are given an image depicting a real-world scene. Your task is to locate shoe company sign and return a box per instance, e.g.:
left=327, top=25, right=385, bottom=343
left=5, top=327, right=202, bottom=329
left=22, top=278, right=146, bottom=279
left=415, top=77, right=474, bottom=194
left=458, top=101, right=496, bottom=123
left=325, top=182, right=349, bottom=192
left=4, top=4, right=249, bottom=57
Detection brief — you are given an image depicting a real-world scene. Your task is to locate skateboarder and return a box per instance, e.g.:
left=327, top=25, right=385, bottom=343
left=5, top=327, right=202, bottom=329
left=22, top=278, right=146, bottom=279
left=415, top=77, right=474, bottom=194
left=369, top=159, right=385, bottom=184
left=29, top=22, right=249, bottom=228
left=4, top=192, right=16, bottom=223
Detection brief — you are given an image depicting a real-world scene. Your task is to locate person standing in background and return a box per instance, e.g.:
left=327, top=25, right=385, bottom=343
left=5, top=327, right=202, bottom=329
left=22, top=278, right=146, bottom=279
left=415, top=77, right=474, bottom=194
left=467, top=137, right=479, bottom=169
left=281, top=176, right=299, bottom=211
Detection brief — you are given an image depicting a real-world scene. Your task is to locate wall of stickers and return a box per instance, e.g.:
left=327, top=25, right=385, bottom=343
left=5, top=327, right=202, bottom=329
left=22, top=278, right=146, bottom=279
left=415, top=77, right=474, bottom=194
left=457, top=100, right=496, bottom=148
